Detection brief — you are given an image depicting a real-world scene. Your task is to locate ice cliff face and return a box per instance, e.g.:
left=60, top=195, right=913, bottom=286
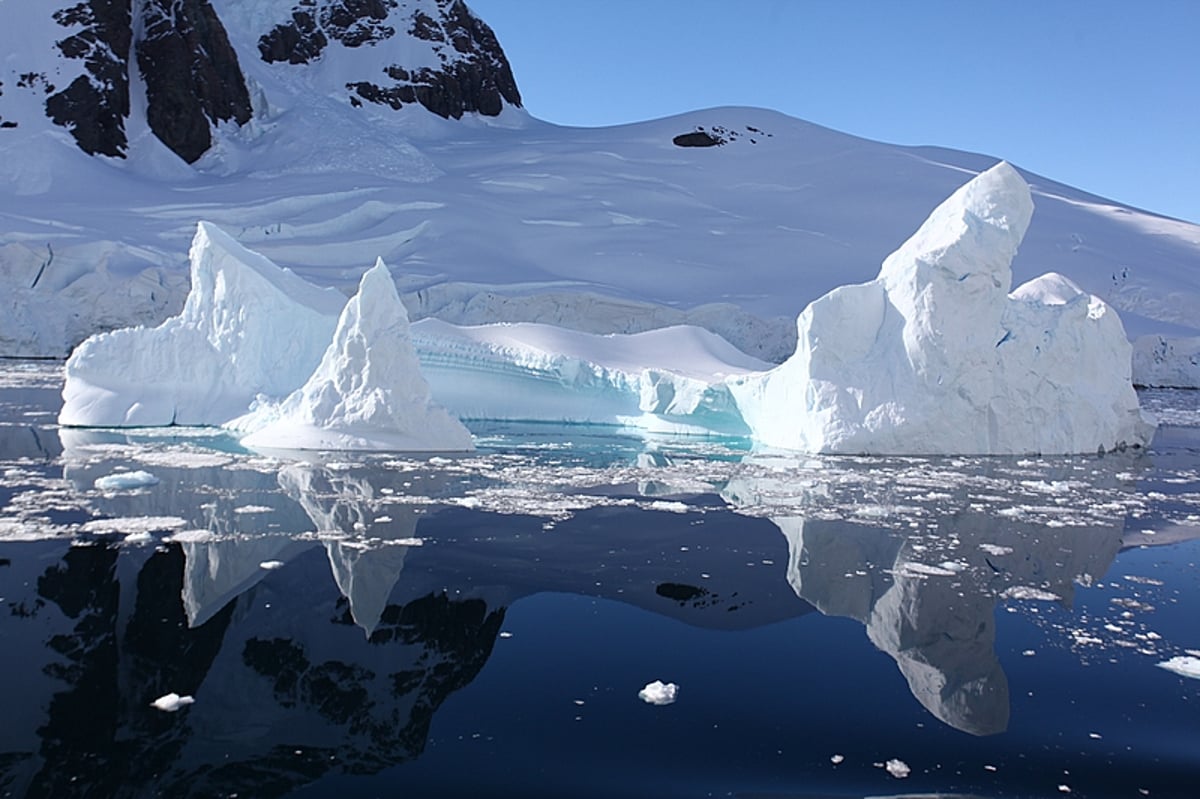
left=730, top=162, right=1155, bottom=455
left=0, top=0, right=520, bottom=163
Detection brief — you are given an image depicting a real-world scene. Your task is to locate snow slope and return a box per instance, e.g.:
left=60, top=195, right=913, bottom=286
left=4, top=106, right=1200, bottom=369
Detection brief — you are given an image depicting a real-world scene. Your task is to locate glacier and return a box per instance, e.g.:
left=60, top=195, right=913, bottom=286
left=239, top=259, right=474, bottom=452
left=729, top=162, right=1155, bottom=455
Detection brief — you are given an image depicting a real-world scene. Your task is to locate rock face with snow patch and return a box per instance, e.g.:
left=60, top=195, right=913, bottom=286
left=730, top=162, right=1154, bottom=455
left=240, top=259, right=474, bottom=452
left=59, top=222, right=346, bottom=427
left=0, top=0, right=521, bottom=163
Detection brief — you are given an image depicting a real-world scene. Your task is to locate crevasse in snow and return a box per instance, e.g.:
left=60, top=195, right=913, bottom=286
left=728, top=162, right=1155, bottom=455
left=238, top=259, right=475, bottom=452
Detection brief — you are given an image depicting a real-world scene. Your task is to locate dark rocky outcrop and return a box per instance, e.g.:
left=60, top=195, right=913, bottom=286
left=137, top=0, right=253, bottom=163
left=347, top=0, right=522, bottom=119
left=673, top=131, right=724, bottom=148
left=44, top=0, right=133, bottom=158
left=259, top=0, right=397, bottom=64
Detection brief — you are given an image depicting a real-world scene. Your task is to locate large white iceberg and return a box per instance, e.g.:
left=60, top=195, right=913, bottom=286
left=240, top=260, right=474, bottom=452
left=730, top=162, right=1154, bottom=455
left=59, top=222, right=345, bottom=427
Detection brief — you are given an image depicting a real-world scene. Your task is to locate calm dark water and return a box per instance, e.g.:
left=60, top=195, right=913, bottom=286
left=0, top=363, right=1198, bottom=798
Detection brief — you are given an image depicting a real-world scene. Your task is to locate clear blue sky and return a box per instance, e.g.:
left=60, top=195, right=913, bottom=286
left=469, top=0, right=1199, bottom=224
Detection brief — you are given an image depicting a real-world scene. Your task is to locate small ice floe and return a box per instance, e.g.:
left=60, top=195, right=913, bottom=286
left=498, top=631, right=513, bottom=639
left=234, top=505, right=273, bottom=515
left=123, top=531, right=154, bottom=545
left=1157, top=655, right=1200, bottom=679
left=830, top=754, right=845, bottom=764
left=94, top=470, right=159, bottom=491
left=648, top=500, right=688, bottom=513
left=979, top=543, right=1014, bottom=556
left=638, top=680, right=679, bottom=706
left=151, top=693, right=195, bottom=712
left=259, top=561, right=284, bottom=570
left=1001, top=586, right=1062, bottom=602
left=885, top=759, right=911, bottom=778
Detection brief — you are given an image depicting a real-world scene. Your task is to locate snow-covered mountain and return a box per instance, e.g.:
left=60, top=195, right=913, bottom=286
left=2, top=0, right=1199, bottom=369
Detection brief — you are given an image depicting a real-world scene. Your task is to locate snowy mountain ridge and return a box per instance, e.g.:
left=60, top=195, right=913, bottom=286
left=2, top=1, right=1199, bottom=386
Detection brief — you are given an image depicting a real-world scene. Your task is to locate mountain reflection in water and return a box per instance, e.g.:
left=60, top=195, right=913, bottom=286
left=1, top=366, right=1199, bottom=798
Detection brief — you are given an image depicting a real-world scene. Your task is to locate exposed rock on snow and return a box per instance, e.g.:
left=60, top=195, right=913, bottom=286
left=239, top=259, right=474, bottom=452
left=730, top=162, right=1155, bottom=455
left=59, top=222, right=345, bottom=427
left=1132, top=335, right=1200, bottom=388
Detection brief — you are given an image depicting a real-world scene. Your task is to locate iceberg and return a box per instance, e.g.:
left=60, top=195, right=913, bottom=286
left=60, top=222, right=345, bottom=427
left=239, top=259, right=474, bottom=452
left=412, top=318, right=769, bottom=435
left=729, top=162, right=1154, bottom=455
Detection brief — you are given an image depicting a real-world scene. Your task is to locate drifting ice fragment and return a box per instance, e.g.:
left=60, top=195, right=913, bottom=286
left=94, top=470, right=159, bottom=491
left=151, top=693, right=195, bottom=712
left=239, top=259, right=474, bottom=452
left=638, top=680, right=679, bottom=705
left=885, top=759, right=911, bottom=779
left=1157, top=655, right=1200, bottom=679
left=729, top=162, right=1154, bottom=454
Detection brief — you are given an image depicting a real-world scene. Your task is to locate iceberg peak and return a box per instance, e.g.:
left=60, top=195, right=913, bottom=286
left=240, top=259, right=475, bottom=452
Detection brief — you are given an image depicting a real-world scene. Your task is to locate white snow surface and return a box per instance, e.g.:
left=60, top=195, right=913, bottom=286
left=637, top=680, right=679, bottom=706
left=239, top=259, right=474, bottom=452
left=1132, top=335, right=1200, bottom=388
left=59, top=222, right=346, bottom=427
left=4, top=88, right=1200, bottom=365
left=729, top=163, right=1155, bottom=455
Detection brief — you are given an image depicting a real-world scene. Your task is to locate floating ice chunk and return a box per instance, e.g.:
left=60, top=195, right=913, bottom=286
left=239, top=260, right=474, bottom=452
left=1157, top=655, right=1200, bottom=679
left=94, top=470, right=160, bottom=491
left=151, top=693, right=195, bottom=712
left=60, top=222, right=345, bottom=427
left=830, top=754, right=845, bottom=764
left=729, top=162, right=1155, bottom=455
left=259, top=561, right=284, bottom=570
left=885, top=759, right=911, bottom=778
left=638, top=680, right=679, bottom=706
left=1001, top=586, right=1062, bottom=601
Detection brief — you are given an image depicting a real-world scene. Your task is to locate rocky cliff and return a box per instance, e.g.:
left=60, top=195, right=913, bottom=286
left=0, top=0, right=521, bottom=163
